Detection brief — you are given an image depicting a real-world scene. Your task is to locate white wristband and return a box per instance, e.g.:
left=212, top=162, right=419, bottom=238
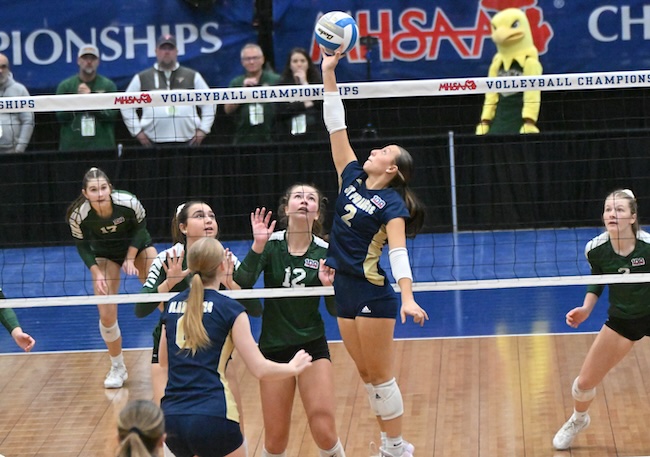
left=389, top=247, right=413, bottom=282
left=323, top=91, right=347, bottom=134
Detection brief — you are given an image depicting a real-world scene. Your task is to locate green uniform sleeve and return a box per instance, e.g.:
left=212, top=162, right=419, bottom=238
left=130, top=218, right=150, bottom=251
left=0, top=291, right=20, bottom=334
left=233, top=249, right=265, bottom=288
left=232, top=249, right=265, bottom=317
left=586, top=259, right=605, bottom=297
left=75, top=240, right=97, bottom=269
left=135, top=256, right=167, bottom=318
left=135, top=286, right=163, bottom=318
left=238, top=297, right=263, bottom=317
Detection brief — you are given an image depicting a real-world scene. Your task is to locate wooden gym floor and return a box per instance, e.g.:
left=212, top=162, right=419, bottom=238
left=1, top=334, right=650, bottom=457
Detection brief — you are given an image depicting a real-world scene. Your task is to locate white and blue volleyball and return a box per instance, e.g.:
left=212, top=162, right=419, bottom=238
left=314, top=11, right=358, bottom=55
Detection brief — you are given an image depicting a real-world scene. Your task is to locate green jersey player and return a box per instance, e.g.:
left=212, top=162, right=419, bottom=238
left=66, top=167, right=157, bottom=389
left=233, top=183, right=346, bottom=457
left=554, top=189, right=650, bottom=450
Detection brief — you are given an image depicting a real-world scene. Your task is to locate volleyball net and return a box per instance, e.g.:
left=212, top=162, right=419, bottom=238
left=1, top=69, right=650, bottom=312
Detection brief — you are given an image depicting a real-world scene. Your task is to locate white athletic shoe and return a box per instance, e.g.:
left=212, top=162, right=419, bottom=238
left=104, top=363, right=128, bottom=389
left=553, top=413, right=590, bottom=450
left=370, top=440, right=415, bottom=457
left=378, top=443, right=414, bottom=457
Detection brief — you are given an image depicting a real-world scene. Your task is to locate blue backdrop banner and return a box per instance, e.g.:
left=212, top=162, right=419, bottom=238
left=2, top=0, right=649, bottom=94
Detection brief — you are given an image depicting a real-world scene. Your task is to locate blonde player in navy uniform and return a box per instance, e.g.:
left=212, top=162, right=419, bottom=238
left=137, top=201, right=259, bottom=457
left=66, top=167, right=157, bottom=388
left=554, top=189, right=650, bottom=450
left=320, top=48, right=428, bottom=457
left=159, top=237, right=312, bottom=457
left=234, top=183, right=345, bottom=457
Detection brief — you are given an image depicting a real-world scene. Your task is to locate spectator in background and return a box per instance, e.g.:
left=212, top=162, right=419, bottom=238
left=224, top=43, right=280, bottom=145
left=55, top=44, right=118, bottom=151
left=275, top=47, right=326, bottom=142
left=0, top=53, right=34, bottom=154
left=121, top=34, right=215, bottom=147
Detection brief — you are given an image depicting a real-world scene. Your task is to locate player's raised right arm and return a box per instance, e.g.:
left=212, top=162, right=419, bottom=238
left=321, top=48, right=356, bottom=178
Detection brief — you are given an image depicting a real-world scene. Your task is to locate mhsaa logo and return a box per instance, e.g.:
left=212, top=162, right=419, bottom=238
left=304, top=258, right=319, bottom=270
left=370, top=195, right=386, bottom=209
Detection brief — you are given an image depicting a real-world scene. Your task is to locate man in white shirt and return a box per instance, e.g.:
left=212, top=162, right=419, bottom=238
left=121, top=34, right=215, bottom=146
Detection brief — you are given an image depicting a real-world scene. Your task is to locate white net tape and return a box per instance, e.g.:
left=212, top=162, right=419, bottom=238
left=1, top=70, right=649, bottom=112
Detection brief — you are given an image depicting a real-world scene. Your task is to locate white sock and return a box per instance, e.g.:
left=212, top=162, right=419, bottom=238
left=380, top=431, right=388, bottom=448
left=110, top=353, right=124, bottom=366
left=383, top=435, right=404, bottom=456
left=261, top=449, right=286, bottom=457
left=573, top=409, right=589, bottom=422
left=319, top=438, right=346, bottom=457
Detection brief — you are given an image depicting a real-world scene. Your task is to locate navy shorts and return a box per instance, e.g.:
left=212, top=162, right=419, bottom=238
left=165, top=414, right=243, bottom=457
left=333, top=273, right=398, bottom=319
left=605, top=314, right=650, bottom=341
left=262, top=335, right=331, bottom=363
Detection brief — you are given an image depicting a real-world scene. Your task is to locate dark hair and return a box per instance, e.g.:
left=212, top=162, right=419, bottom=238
left=607, top=189, right=639, bottom=235
left=65, top=167, right=112, bottom=221
left=276, top=183, right=328, bottom=238
left=279, top=47, right=321, bottom=85
left=171, top=201, right=217, bottom=244
left=390, top=145, right=425, bottom=237
left=116, top=400, right=164, bottom=457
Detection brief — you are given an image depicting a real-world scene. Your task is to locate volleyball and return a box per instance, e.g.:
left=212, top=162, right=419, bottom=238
left=314, top=11, right=358, bottom=55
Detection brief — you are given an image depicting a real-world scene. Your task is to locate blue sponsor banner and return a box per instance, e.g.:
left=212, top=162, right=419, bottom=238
left=275, top=0, right=650, bottom=82
left=2, top=0, right=650, bottom=94
left=0, top=0, right=257, bottom=94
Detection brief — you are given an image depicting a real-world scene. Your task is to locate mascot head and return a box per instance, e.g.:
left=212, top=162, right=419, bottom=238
left=491, top=7, right=537, bottom=69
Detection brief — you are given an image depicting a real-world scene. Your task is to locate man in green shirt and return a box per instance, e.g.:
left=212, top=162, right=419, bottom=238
left=224, top=43, right=280, bottom=144
left=55, top=44, right=118, bottom=151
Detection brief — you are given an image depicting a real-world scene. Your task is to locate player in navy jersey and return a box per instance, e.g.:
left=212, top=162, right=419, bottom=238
left=66, top=167, right=157, bottom=389
left=159, top=237, right=312, bottom=457
left=137, top=201, right=259, bottom=457
left=320, top=48, right=428, bottom=457
left=234, top=183, right=345, bottom=457
left=554, top=189, right=650, bottom=450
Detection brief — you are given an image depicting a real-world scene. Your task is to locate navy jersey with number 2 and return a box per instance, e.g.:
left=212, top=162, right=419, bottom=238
left=326, top=161, right=409, bottom=286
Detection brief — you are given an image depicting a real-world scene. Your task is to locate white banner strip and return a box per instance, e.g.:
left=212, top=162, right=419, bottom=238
left=1, top=70, right=649, bottom=113
left=1, top=272, right=648, bottom=308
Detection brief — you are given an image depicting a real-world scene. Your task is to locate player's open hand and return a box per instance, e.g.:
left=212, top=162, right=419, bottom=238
left=250, top=207, right=276, bottom=252
left=163, top=248, right=190, bottom=289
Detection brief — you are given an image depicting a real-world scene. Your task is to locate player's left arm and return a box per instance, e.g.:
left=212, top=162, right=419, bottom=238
left=386, top=218, right=428, bottom=326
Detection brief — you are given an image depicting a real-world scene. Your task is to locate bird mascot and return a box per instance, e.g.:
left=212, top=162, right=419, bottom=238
left=476, top=7, right=542, bottom=135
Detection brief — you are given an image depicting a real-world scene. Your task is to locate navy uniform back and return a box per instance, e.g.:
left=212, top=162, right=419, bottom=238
left=161, top=288, right=245, bottom=421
